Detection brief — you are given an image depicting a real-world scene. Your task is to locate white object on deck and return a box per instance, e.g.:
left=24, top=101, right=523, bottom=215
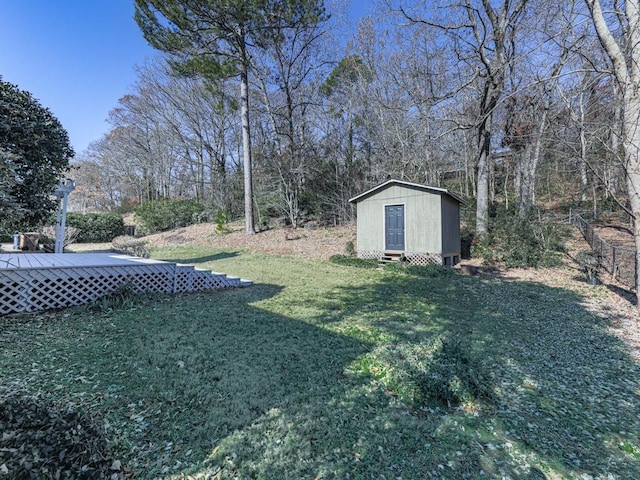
left=53, top=179, right=76, bottom=254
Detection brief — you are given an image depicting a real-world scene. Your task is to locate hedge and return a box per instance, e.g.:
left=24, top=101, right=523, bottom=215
left=65, top=212, right=124, bottom=243
left=134, top=199, right=204, bottom=233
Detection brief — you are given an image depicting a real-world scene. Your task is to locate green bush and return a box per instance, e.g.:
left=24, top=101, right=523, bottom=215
left=112, top=235, right=150, bottom=258
left=329, top=255, right=379, bottom=269
left=403, top=264, right=453, bottom=278
left=472, top=208, right=568, bottom=268
left=134, top=199, right=204, bottom=234
left=345, top=240, right=356, bottom=257
left=66, top=212, right=124, bottom=243
left=382, top=262, right=452, bottom=278
left=214, top=210, right=232, bottom=234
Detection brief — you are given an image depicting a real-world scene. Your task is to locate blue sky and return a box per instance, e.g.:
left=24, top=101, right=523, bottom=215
left=0, top=1, right=155, bottom=155
left=0, top=1, right=372, bottom=156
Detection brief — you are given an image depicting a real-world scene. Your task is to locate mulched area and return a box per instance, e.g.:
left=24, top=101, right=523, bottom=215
left=145, top=222, right=357, bottom=259
left=594, top=223, right=635, bottom=249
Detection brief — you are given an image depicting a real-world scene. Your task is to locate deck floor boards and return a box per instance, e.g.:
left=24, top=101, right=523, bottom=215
left=0, top=253, right=168, bottom=270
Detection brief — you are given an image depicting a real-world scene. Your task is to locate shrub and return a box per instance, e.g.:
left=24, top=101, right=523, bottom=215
left=329, top=255, right=379, bottom=269
left=576, top=250, right=601, bottom=281
left=38, top=225, right=81, bottom=252
left=405, top=264, right=452, bottom=278
left=112, top=235, right=150, bottom=258
left=66, top=212, right=124, bottom=243
left=345, top=240, right=356, bottom=257
left=134, top=199, right=204, bottom=234
left=381, top=262, right=452, bottom=277
left=90, top=279, right=137, bottom=312
left=472, top=208, right=568, bottom=268
left=214, top=209, right=232, bottom=234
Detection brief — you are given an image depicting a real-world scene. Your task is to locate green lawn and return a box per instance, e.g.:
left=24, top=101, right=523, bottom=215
left=2, top=246, right=640, bottom=479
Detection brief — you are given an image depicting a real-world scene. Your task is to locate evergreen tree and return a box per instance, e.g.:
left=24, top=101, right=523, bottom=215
left=0, top=79, right=73, bottom=231
left=134, top=0, right=326, bottom=235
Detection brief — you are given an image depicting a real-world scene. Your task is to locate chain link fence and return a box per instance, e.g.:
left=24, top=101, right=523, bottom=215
left=571, top=211, right=636, bottom=289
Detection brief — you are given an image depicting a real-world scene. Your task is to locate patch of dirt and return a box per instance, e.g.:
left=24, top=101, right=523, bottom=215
left=144, top=222, right=357, bottom=259
left=594, top=224, right=635, bottom=249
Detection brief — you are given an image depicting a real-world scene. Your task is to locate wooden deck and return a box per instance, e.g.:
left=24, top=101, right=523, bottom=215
left=0, top=253, right=250, bottom=315
left=0, top=253, right=165, bottom=270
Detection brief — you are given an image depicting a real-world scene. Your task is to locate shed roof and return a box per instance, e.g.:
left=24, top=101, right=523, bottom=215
left=348, top=180, right=466, bottom=205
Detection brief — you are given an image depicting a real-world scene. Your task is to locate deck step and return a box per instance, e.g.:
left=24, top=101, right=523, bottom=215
left=174, top=264, right=251, bottom=291
left=379, top=252, right=405, bottom=265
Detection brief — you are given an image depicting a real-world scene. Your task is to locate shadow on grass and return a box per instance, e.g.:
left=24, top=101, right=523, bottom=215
left=606, top=283, right=637, bottom=305
left=159, top=250, right=240, bottom=264
left=3, top=261, right=640, bottom=478
left=0, top=283, right=376, bottom=478
left=300, top=266, right=640, bottom=477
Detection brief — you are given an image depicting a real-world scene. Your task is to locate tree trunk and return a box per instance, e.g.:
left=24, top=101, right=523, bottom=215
left=608, top=89, right=623, bottom=195
left=476, top=146, right=490, bottom=234
left=476, top=105, right=494, bottom=235
left=624, top=92, right=640, bottom=292
left=240, top=63, right=255, bottom=235
left=518, top=108, right=547, bottom=217
left=585, top=0, right=640, bottom=308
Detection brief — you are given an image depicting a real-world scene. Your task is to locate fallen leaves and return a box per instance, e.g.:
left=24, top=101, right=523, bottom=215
left=0, top=390, right=123, bottom=479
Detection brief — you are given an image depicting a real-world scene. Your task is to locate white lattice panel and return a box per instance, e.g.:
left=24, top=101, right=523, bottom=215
left=0, top=255, right=249, bottom=316
left=174, top=265, right=195, bottom=292
left=0, top=279, right=28, bottom=315
left=403, top=253, right=443, bottom=266
left=357, top=251, right=443, bottom=265
left=0, top=264, right=176, bottom=314
left=357, top=251, right=383, bottom=260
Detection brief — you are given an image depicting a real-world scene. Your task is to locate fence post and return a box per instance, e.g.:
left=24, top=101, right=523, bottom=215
left=612, top=246, right=616, bottom=280
left=574, top=213, right=636, bottom=290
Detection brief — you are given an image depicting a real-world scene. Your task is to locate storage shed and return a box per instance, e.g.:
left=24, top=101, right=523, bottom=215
left=349, top=180, right=465, bottom=266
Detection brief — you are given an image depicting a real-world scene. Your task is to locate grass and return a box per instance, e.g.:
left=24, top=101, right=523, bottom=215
left=2, top=246, right=640, bottom=478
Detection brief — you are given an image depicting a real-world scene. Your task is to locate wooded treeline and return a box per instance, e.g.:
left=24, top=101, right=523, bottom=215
left=72, top=0, right=626, bottom=231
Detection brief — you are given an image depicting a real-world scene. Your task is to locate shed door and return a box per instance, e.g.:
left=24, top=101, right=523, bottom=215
left=385, top=205, right=405, bottom=251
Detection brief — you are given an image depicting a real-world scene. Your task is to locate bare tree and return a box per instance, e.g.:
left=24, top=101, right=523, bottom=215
left=396, top=0, right=529, bottom=234
left=252, top=4, right=330, bottom=227
left=584, top=0, right=640, bottom=305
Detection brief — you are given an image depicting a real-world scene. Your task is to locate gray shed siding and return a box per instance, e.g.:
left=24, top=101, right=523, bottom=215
left=356, top=185, right=403, bottom=252
left=440, top=196, right=461, bottom=255
left=356, top=184, right=443, bottom=254
left=406, top=187, right=441, bottom=253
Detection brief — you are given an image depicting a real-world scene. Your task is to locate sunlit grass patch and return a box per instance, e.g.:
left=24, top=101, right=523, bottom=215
left=619, top=441, right=640, bottom=460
